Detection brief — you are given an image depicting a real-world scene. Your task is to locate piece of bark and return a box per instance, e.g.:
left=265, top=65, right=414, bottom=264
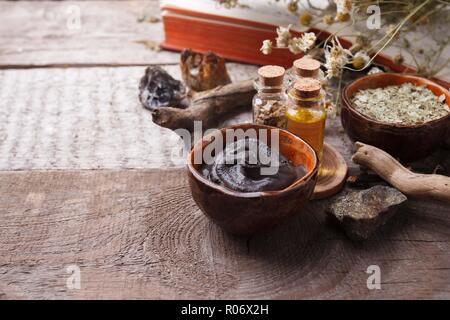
left=326, top=186, right=407, bottom=241
left=180, top=49, right=231, bottom=92
left=352, top=142, right=450, bottom=203
left=151, top=79, right=255, bottom=131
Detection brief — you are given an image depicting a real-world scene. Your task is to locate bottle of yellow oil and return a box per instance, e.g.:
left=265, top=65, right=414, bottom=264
left=285, top=78, right=326, bottom=163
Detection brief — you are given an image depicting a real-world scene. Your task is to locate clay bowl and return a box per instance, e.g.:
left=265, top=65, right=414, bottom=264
left=187, top=123, right=319, bottom=235
left=341, top=73, right=450, bottom=161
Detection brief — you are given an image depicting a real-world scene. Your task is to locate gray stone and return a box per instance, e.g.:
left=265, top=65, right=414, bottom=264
left=326, top=186, right=407, bottom=240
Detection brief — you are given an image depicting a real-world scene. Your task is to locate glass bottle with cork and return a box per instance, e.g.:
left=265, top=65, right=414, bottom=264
left=253, top=65, right=287, bottom=128
left=286, top=56, right=323, bottom=89
left=285, top=77, right=327, bottom=163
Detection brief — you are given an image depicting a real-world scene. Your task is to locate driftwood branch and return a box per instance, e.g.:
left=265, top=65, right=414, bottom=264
left=352, top=142, right=450, bottom=203
left=151, top=79, right=255, bottom=131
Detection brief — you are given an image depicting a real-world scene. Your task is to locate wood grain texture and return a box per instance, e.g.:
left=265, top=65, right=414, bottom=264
left=312, top=143, right=348, bottom=200
left=0, top=64, right=258, bottom=170
left=1, top=0, right=449, bottom=300
left=0, top=0, right=178, bottom=67
left=0, top=169, right=449, bottom=299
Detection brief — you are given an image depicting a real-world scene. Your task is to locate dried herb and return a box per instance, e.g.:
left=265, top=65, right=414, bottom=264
left=352, top=83, right=449, bottom=125
left=135, top=40, right=161, bottom=52
left=253, top=100, right=287, bottom=127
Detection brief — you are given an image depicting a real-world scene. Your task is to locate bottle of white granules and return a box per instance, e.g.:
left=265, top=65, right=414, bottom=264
left=253, top=65, right=288, bottom=128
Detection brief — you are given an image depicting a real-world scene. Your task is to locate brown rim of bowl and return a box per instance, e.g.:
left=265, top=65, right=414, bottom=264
left=187, top=124, right=319, bottom=198
left=343, top=73, right=450, bottom=129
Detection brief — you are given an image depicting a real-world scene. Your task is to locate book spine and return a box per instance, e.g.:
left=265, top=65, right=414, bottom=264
left=161, top=14, right=302, bottom=68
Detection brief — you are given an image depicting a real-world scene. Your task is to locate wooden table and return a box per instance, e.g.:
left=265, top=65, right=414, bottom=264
left=1, top=0, right=449, bottom=299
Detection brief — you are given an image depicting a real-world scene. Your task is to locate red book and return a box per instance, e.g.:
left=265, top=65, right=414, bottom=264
left=161, top=0, right=304, bottom=68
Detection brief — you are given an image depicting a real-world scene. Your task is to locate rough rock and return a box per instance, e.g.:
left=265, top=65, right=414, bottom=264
left=326, top=185, right=407, bottom=240
left=139, top=66, right=186, bottom=111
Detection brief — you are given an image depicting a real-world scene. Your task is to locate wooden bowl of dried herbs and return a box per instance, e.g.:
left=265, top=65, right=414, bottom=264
left=341, top=73, right=450, bottom=161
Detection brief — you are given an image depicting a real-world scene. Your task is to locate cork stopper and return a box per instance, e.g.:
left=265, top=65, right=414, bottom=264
left=293, top=78, right=322, bottom=99
left=293, top=57, right=321, bottom=78
left=258, top=65, right=285, bottom=87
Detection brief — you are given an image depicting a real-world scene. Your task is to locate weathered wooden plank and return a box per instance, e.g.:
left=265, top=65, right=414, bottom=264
left=0, top=64, right=258, bottom=170
left=0, top=63, right=357, bottom=171
left=0, top=0, right=179, bottom=67
left=0, top=169, right=449, bottom=299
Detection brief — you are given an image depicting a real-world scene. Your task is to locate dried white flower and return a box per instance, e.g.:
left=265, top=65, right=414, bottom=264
left=334, top=0, right=352, bottom=15
left=216, top=0, right=239, bottom=8
left=324, top=40, right=351, bottom=78
left=288, top=32, right=316, bottom=54
left=368, top=66, right=383, bottom=75
left=276, top=24, right=292, bottom=47
left=354, top=51, right=370, bottom=63
left=260, top=40, right=273, bottom=55
left=325, top=101, right=337, bottom=119
left=288, top=38, right=304, bottom=54
left=352, top=50, right=371, bottom=69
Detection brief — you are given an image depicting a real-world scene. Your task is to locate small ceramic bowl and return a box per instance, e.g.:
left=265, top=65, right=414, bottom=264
left=341, top=73, right=450, bottom=161
left=187, top=123, right=319, bottom=235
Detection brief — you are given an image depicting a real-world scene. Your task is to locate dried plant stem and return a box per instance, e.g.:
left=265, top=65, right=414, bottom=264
left=346, top=0, right=432, bottom=72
